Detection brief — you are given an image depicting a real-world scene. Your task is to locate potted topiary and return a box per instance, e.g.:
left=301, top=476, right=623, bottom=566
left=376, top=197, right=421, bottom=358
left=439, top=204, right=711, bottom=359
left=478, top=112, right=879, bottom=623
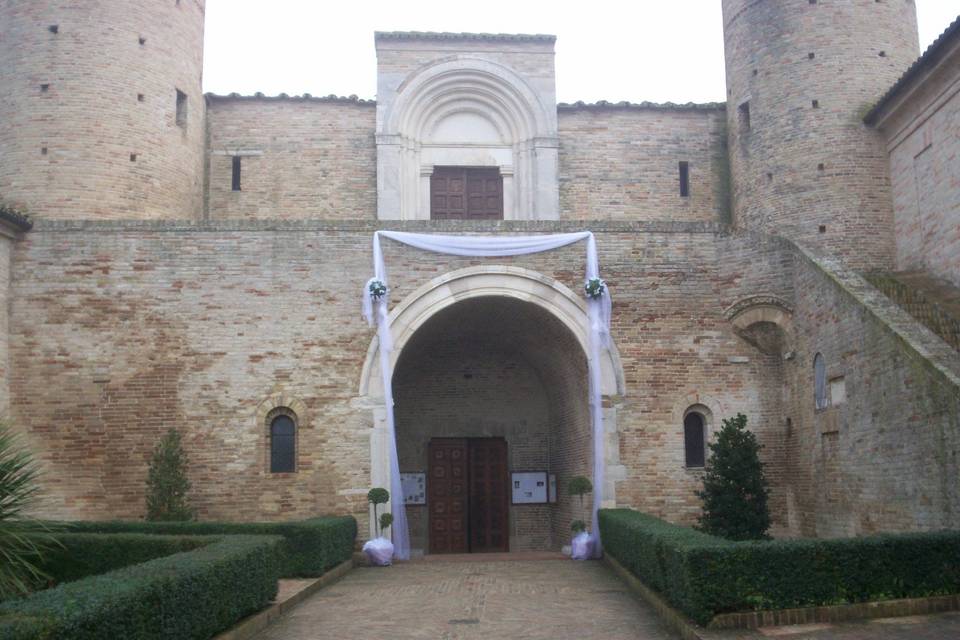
left=361, top=487, right=394, bottom=566
left=567, top=475, right=594, bottom=560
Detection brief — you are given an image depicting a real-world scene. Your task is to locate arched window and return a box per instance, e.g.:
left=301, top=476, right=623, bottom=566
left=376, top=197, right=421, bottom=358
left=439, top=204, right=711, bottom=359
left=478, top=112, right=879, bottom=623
left=684, top=412, right=706, bottom=468
left=814, top=352, right=828, bottom=410
left=270, top=414, right=296, bottom=473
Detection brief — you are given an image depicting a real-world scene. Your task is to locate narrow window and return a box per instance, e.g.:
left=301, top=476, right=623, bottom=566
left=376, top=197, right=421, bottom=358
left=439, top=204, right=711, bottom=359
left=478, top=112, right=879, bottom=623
left=231, top=156, right=242, bottom=191
left=814, top=352, right=828, bottom=409
left=175, top=89, right=187, bottom=127
left=270, top=415, right=296, bottom=473
left=684, top=412, right=706, bottom=468
left=679, top=161, right=690, bottom=197
left=738, top=101, right=751, bottom=131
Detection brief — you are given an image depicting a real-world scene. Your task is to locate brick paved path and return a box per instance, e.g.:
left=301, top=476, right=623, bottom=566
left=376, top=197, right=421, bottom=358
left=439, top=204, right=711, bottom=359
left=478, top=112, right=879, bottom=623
left=257, top=558, right=960, bottom=640
left=258, top=558, right=677, bottom=640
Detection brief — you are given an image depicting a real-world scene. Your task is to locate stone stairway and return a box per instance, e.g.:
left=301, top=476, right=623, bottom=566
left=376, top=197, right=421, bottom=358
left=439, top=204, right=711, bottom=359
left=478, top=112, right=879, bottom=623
left=865, top=270, right=960, bottom=352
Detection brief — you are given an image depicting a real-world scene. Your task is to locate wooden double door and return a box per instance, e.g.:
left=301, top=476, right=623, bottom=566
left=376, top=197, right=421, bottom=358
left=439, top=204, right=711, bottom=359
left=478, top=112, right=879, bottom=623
left=430, top=167, right=504, bottom=220
left=428, top=438, right=509, bottom=554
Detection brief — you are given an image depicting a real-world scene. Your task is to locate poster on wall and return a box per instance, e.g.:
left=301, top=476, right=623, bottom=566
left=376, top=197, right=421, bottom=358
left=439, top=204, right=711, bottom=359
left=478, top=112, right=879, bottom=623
left=548, top=473, right=558, bottom=503
left=511, top=471, right=548, bottom=504
left=400, top=472, right=426, bottom=505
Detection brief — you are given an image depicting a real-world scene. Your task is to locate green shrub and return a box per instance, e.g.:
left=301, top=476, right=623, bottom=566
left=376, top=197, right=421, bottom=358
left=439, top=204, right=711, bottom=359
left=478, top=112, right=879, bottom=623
left=61, top=516, right=357, bottom=577
left=145, top=429, right=193, bottom=522
left=696, top=413, right=771, bottom=540
left=599, top=509, right=960, bottom=625
left=36, top=533, right=208, bottom=585
left=0, top=534, right=282, bottom=640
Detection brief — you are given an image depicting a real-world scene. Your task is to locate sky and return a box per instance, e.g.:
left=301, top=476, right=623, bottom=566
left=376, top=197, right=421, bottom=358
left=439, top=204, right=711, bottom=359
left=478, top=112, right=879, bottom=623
left=203, top=1, right=958, bottom=105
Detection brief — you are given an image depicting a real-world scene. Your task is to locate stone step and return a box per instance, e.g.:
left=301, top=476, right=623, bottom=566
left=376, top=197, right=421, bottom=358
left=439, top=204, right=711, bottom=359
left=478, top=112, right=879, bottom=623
left=865, top=271, right=960, bottom=352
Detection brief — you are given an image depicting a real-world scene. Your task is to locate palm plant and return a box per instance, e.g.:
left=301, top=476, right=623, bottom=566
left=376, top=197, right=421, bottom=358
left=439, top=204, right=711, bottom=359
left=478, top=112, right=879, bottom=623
left=0, top=424, right=58, bottom=599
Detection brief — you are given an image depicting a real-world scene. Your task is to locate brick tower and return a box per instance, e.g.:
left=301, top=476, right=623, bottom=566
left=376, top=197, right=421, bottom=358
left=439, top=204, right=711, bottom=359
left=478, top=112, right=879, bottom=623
left=722, top=0, right=920, bottom=269
left=0, top=0, right=206, bottom=219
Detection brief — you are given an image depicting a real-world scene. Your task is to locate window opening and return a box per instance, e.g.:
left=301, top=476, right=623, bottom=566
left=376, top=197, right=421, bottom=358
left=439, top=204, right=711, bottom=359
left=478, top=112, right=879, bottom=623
left=232, top=156, right=242, bottom=191
left=270, top=414, right=296, bottom=473
left=684, top=412, right=706, bottom=468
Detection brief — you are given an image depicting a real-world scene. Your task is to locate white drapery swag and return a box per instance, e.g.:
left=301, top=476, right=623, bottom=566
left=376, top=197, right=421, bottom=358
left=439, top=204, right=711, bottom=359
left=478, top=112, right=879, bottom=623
left=362, top=230, right=611, bottom=560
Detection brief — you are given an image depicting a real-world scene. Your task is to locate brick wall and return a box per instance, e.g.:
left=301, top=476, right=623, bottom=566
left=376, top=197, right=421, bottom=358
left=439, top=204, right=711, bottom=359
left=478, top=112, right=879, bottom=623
left=8, top=221, right=788, bottom=537
left=782, top=249, right=960, bottom=536
left=722, top=0, right=919, bottom=270
left=0, top=0, right=206, bottom=220
left=0, top=234, right=11, bottom=416
left=205, top=97, right=377, bottom=220
left=558, top=105, right=729, bottom=222
left=873, top=36, right=960, bottom=288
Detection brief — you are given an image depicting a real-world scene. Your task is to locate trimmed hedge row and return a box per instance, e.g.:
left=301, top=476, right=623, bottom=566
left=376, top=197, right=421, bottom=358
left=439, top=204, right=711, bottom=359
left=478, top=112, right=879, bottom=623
left=37, top=533, right=209, bottom=585
left=0, top=534, right=282, bottom=640
left=62, top=515, right=357, bottom=577
left=599, top=509, right=960, bottom=625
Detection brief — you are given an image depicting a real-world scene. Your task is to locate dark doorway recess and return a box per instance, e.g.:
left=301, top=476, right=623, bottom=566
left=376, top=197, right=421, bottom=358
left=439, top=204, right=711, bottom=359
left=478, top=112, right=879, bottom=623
left=428, top=437, right=509, bottom=553
left=430, top=166, right=503, bottom=220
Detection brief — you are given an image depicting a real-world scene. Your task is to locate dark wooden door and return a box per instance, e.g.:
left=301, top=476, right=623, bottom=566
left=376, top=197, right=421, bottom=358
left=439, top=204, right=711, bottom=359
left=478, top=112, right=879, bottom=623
left=430, top=167, right=503, bottom=220
left=468, top=438, right=509, bottom=552
left=428, top=439, right=468, bottom=553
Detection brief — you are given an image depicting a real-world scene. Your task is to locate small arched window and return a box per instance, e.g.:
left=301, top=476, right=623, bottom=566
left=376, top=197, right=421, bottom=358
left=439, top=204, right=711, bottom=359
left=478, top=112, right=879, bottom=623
left=814, top=352, right=828, bottom=410
left=684, top=412, right=706, bottom=468
left=270, top=414, right=296, bottom=473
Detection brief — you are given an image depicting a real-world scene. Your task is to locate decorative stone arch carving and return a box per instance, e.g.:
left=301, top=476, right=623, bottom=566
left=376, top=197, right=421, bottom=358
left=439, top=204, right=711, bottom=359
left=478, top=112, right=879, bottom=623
left=725, top=295, right=794, bottom=355
left=356, top=266, right=626, bottom=529
left=376, top=56, right=560, bottom=221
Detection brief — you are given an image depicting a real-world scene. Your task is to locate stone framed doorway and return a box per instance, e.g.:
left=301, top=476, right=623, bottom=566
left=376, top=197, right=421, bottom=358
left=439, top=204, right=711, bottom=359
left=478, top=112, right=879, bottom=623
left=357, top=266, right=628, bottom=554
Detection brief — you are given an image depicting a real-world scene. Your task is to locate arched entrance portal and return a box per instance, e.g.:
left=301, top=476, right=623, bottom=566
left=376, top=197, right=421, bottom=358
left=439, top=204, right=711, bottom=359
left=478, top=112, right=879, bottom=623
left=358, top=266, right=626, bottom=556
left=395, top=296, right=589, bottom=553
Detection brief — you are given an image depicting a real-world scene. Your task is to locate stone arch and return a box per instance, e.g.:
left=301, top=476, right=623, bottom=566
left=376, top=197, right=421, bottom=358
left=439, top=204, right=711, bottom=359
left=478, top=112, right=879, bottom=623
left=376, top=56, right=560, bottom=220
left=357, top=266, right=626, bottom=542
left=359, top=265, right=624, bottom=399
left=725, top=295, right=793, bottom=355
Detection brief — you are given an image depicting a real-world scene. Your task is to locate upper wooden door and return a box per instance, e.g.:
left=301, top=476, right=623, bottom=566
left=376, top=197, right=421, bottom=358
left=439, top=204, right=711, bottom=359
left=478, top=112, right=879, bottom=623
left=428, top=438, right=469, bottom=554
left=468, top=438, right=509, bottom=553
left=430, top=167, right=503, bottom=220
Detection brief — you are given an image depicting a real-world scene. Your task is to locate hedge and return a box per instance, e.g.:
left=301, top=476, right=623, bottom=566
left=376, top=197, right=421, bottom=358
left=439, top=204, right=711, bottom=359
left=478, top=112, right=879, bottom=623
left=36, top=533, right=209, bottom=586
left=0, top=534, right=282, bottom=640
left=599, top=509, right=960, bottom=625
left=61, top=515, right=357, bottom=577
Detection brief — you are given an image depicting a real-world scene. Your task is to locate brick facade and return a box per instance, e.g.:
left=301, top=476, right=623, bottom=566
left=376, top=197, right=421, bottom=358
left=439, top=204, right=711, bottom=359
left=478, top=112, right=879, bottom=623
left=0, top=5, right=958, bottom=550
left=868, top=19, right=960, bottom=289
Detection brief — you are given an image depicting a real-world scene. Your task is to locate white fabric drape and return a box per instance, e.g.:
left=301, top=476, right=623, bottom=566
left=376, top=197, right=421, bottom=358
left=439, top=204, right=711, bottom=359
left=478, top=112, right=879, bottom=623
left=362, top=230, right=610, bottom=560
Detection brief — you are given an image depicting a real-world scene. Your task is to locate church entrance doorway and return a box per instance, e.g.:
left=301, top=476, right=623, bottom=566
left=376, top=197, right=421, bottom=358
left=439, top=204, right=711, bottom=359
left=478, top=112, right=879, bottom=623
left=428, top=437, right=509, bottom=554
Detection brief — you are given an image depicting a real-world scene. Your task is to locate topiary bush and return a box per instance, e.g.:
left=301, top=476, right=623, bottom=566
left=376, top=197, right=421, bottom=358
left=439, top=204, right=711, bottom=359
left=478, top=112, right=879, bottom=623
left=600, top=508, right=960, bottom=626
left=145, top=429, right=193, bottom=522
left=61, top=516, right=357, bottom=578
left=367, top=487, right=389, bottom=536
left=696, top=413, right=771, bottom=541
left=0, top=534, right=283, bottom=640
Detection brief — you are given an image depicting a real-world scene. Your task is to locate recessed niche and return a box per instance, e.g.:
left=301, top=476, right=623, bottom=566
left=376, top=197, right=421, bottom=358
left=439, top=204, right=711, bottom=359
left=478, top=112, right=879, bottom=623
left=812, top=99, right=820, bottom=108
left=48, top=25, right=59, bottom=34
left=130, top=153, right=138, bottom=162
left=40, top=84, right=50, bottom=92
left=818, top=224, right=827, bottom=233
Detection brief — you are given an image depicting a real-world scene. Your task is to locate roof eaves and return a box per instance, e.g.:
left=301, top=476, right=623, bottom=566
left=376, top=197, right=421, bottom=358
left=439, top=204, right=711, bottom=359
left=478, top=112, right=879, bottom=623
left=205, top=92, right=375, bottom=105
left=864, top=14, right=960, bottom=125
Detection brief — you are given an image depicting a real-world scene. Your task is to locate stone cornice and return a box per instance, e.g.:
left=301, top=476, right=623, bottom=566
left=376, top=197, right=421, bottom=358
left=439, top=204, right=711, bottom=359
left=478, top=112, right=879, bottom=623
left=30, top=219, right=730, bottom=235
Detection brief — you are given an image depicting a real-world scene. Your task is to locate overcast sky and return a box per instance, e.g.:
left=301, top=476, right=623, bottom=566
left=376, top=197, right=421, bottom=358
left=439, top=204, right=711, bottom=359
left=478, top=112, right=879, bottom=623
left=203, top=1, right=958, bottom=104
